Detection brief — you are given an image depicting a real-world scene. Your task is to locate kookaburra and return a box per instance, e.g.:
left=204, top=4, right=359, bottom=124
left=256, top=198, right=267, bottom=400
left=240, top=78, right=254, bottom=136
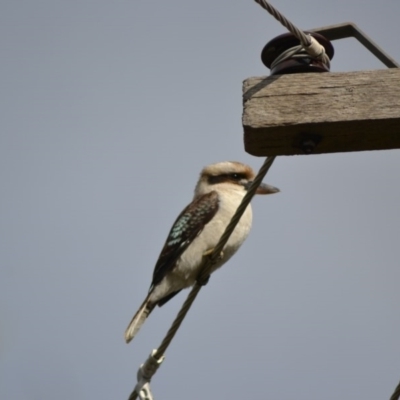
left=125, top=161, right=279, bottom=343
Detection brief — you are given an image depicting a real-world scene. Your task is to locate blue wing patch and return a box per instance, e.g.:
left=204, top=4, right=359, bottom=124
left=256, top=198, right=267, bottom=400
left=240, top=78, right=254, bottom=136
left=150, top=191, right=219, bottom=289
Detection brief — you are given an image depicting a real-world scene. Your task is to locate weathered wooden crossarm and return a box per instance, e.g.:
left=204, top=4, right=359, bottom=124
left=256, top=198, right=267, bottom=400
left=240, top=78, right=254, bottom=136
left=243, top=68, right=400, bottom=156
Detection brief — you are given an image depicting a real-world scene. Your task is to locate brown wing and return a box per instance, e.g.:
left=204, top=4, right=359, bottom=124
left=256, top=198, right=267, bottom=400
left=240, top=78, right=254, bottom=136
left=150, top=191, right=219, bottom=289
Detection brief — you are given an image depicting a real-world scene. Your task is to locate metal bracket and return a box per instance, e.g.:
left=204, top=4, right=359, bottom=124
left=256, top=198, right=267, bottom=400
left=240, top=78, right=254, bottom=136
left=310, top=22, right=399, bottom=68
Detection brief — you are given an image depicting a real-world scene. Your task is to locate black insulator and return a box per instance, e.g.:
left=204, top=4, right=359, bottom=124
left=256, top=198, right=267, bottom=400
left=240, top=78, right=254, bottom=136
left=261, top=32, right=334, bottom=75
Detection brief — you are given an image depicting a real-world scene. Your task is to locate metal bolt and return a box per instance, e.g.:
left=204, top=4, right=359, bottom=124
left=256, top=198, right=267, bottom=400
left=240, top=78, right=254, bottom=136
left=301, top=139, right=316, bottom=154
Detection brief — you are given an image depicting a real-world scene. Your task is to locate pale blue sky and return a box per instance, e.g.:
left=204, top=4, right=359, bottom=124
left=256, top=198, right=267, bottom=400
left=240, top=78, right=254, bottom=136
left=1, top=1, right=399, bottom=399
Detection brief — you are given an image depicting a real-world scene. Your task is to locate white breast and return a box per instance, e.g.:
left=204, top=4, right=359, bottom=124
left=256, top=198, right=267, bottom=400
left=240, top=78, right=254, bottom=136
left=150, top=189, right=252, bottom=303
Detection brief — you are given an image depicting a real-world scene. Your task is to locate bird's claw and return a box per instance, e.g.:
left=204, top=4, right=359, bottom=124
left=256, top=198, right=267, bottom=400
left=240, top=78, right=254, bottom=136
left=203, top=248, right=224, bottom=261
left=197, top=248, right=224, bottom=286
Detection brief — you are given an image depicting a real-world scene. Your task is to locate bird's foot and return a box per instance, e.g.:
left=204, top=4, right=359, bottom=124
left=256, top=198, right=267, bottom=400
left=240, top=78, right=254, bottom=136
left=203, top=248, right=224, bottom=261
left=197, top=248, right=224, bottom=286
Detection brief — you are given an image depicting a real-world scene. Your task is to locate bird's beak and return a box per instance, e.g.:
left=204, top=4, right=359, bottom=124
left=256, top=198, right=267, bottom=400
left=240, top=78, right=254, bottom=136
left=254, top=182, right=280, bottom=195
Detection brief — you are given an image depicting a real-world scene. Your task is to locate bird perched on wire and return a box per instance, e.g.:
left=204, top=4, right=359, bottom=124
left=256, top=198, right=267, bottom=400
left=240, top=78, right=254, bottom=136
left=125, top=161, right=279, bottom=343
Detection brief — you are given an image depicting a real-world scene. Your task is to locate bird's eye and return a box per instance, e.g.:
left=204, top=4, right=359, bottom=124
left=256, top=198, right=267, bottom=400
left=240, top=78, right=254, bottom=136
left=230, top=173, right=240, bottom=180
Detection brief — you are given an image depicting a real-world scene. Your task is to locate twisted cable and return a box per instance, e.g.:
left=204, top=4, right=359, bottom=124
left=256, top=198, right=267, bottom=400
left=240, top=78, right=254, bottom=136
left=255, top=0, right=330, bottom=65
left=255, top=0, right=310, bottom=46
left=127, top=156, right=276, bottom=399
left=390, top=380, right=400, bottom=400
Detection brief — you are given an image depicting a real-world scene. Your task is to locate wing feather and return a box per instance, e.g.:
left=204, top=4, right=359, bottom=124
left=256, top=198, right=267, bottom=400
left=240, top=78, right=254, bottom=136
left=150, top=191, right=219, bottom=288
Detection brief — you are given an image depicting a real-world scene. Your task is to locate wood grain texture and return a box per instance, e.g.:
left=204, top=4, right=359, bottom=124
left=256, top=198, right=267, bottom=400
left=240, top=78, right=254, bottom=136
left=243, top=69, right=400, bottom=156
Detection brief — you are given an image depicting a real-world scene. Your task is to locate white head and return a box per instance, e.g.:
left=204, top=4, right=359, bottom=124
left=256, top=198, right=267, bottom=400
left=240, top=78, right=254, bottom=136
left=194, top=161, right=279, bottom=197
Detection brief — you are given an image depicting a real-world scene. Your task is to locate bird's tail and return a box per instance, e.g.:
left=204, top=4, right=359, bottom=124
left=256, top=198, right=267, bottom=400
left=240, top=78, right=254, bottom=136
left=124, top=294, right=155, bottom=343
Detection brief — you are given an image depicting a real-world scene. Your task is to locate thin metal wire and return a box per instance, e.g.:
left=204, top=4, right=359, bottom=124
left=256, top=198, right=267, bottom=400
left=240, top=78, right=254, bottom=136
left=270, top=44, right=330, bottom=70
left=156, top=156, right=276, bottom=357
left=390, top=380, right=400, bottom=400
left=127, top=156, right=276, bottom=400
left=201, top=157, right=276, bottom=280
left=255, top=0, right=330, bottom=66
left=128, top=3, right=330, bottom=397
left=255, top=0, right=310, bottom=46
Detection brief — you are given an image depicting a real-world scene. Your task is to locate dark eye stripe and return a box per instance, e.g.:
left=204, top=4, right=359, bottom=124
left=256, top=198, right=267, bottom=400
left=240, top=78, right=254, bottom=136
left=207, top=173, right=247, bottom=185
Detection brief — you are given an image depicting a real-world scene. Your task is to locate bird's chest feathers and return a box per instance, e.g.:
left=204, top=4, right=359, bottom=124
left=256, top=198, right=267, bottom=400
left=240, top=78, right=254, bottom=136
left=175, top=191, right=252, bottom=278
left=211, top=192, right=253, bottom=252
